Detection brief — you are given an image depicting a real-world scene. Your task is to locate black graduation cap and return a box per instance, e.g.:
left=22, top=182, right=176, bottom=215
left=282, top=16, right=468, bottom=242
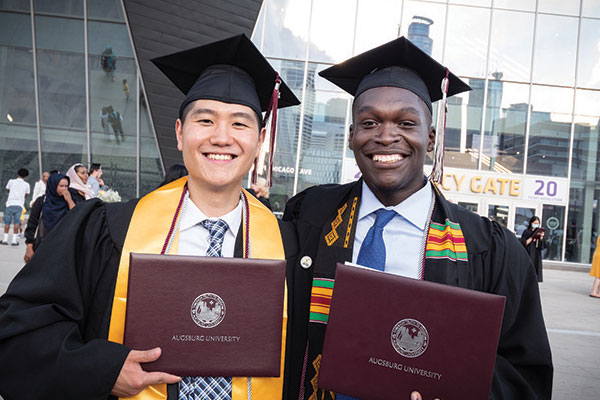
left=319, top=36, right=471, bottom=183
left=318, top=36, right=470, bottom=112
left=151, top=34, right=300, bottom=187
left=151, top=33, right=300, bottom=122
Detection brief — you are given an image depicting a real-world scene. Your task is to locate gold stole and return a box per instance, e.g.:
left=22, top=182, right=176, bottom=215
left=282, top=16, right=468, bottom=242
left=107, top=177, right=287, bottom=399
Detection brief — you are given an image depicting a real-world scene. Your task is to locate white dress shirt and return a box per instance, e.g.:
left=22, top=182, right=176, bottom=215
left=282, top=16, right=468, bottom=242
left=352, top=180, right=433, bottom=279
left=177, top=195, right=242, bottom=257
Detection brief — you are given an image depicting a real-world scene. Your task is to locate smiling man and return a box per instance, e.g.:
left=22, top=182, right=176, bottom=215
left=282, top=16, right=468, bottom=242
left=283, top=37, right=552, bottom=400
left=0, top=34, right=299, bottom=400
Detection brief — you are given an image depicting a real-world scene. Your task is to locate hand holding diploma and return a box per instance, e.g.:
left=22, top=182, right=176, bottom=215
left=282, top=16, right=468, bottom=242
left=111, top=347, right=181, bottom=397
left=410, top=391, right=440, bottom=400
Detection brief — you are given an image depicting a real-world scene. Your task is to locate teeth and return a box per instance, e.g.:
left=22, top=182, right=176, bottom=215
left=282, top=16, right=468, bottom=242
left=206, top=153, right=233, bottom=161
left=373, top=154, right=403, bottom=163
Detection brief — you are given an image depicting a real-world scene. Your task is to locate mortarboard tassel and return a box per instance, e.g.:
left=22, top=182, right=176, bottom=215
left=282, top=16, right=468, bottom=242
left=431, top=68, right=450, bottom=184
left=253, top=74, right=281, bottom=187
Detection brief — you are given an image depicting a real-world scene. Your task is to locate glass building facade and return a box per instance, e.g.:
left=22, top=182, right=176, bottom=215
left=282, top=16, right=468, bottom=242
left=0, top=0, right=164, bottom=209
left=252, top=0, right=600, bottom=265
left=2, top=0, right=600, bottom=266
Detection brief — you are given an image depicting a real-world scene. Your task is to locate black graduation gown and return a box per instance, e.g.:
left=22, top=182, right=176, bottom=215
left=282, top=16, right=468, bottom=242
left=282, top=180, right=553, bottom=400
left=520, top=228, right=547, bottom=282
left=0, top=199, right=297, bottom=400
left=68, top=187, right=87, bottom=204
left=24, top=194, right=45, bottom=249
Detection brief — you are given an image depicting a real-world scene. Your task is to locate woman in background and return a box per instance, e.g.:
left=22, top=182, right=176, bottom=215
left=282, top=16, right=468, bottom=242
left=520, top=216, right=547, bottom=282
left=24, top=173, right=75, bottom=262
left=247, top=176, right=272, bottom=210
left=66, top=163, right=94, bottom=202
left=589, top=236, right=600, bottom=298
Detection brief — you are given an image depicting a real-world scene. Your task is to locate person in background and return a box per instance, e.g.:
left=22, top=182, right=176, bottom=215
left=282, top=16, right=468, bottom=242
left=122, top=79, right=130, bottom=101
left=88, top=163, right=106, bottom=197
left=158, top=163, right=188, bottom=188
left=30, top=171, right=49, bottom=207
left=100, top=45, right=116, bottom=80
left=18, top=207, right=26, bottom=239
left=66, top=163, right=94, bottom=202
left=2, top=168, right=30, bottom=246
left=520, top=216, right=547, bottom=282
left=100, top=106, right=111, bottom=134
left=24, top=173, right=76, bottom=262
left=589, top=235, right=600, bottom=298
left=108, top=108, right=125, bottom=143
left=247, top=176, right=272, bottom=210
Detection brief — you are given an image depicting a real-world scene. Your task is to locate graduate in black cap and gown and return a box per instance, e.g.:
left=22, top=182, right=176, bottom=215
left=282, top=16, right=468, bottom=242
left=0, top=34, right=299, bottom=400
left=282, top=37, right=552, bottom=400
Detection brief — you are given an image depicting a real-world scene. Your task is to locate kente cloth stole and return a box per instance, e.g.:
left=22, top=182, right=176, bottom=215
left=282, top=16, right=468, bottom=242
left=304, top=188, right=467, bottom=400
left=107, top=176, right=287, bottom=400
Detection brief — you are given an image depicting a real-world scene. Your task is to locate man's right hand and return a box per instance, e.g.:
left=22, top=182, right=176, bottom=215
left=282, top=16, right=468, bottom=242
left=410, top=391, right=440, bottom=400
left=111, top=347, right=181, bottom=397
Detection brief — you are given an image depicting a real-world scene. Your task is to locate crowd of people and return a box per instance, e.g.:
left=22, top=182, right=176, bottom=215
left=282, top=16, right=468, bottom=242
left=1, top=163, right=113, bottom=258
left=0, top=33, right=580, bottom=400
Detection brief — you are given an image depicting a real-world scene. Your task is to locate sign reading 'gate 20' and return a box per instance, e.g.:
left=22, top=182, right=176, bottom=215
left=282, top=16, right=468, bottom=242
left=435, top=168, right=568, bottom=205
left=342, top=160, right=568, bottom=205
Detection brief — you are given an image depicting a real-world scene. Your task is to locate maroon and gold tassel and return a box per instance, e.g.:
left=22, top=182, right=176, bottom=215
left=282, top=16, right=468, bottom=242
left=253, top=74, right=281, bottom=187
left=431, top=68, right=450, bottom=184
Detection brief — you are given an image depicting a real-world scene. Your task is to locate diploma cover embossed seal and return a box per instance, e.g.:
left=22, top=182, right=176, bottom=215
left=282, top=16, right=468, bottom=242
left=191, top=293, right=226, bottom=328
left=391, top=318, right=429, bottom=358
left=319, top=264, right=506, bottom=399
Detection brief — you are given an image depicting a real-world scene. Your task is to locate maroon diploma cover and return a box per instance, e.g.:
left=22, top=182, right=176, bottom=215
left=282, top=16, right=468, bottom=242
left=318, top=263, right=506, bottom=399
left=123, top=253, right=286, bottom=377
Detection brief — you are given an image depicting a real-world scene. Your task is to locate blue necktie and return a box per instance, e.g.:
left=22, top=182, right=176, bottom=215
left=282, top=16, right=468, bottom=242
left=338, top=210, right=396, bottom=400
left=179, top=219, right=232, bottom=400
left=356, top=209, right=397, bottom=272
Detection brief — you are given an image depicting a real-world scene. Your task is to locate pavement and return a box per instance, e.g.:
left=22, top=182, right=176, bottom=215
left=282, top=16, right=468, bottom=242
left=1, top=234, right=599, bottom=398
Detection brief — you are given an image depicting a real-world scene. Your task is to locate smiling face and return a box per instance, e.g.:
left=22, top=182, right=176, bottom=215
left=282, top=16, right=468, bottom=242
left=176, top=99, right=265, bottom=194
left=350, top=86, right=434, bottom=206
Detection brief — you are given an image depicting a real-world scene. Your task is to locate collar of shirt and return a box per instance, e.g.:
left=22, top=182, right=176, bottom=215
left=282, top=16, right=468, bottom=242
left=357, top=179, right=433, bottom=231
left=179, top=195, right=243, bottom=237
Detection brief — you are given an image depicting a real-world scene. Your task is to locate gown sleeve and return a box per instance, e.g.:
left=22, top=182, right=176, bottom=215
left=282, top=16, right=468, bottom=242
left=24, top=195, right=43, bottom=246
left=487, top=223, right=553, bottom=400
left=0, top=199, right=131, bottom=400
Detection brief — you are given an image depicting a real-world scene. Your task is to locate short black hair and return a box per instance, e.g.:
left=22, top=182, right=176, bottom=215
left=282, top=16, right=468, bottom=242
left=528, top=216, right=541, bottom=228
left=90, top=163, right=102, bottom=173
left=17, top=168, right=29, bottom=178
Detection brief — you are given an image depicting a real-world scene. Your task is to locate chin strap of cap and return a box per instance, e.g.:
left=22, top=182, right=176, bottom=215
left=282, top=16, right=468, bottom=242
left=253, top=73, right=281, bottom=187
left=431, top=68, right=450, bottom=184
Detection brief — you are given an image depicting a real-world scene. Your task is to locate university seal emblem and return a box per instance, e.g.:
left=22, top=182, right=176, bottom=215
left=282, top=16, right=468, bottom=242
left=391, top=318, right=429, bottom=358
left=190, top=293, right=226, bottom=328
